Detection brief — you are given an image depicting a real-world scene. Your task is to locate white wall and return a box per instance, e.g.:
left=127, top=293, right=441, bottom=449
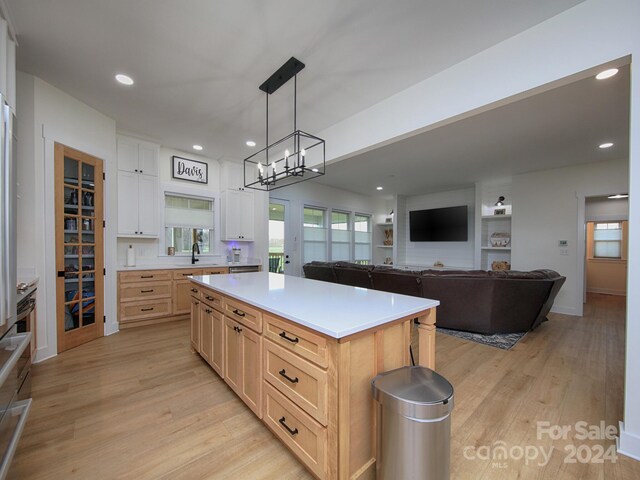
left=397, top=187, right=475, bottom=268
left=269, top=182, right=384, bottom=275
left=512, top=158, right=628, bottom=314
left=585, top=196, right=629, bottom=221
left=313, top=0, right=640, bottom=456
left=17, top=72, right=118, bottom=363
left=115, top=148, right=268, bottom=266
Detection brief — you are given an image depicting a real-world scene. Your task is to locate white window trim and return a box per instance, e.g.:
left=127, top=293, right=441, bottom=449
left=159, top=182, right=221, bottom=257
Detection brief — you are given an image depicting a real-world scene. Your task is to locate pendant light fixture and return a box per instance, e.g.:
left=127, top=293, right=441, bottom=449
left=243, top=57, right=325, bottom=191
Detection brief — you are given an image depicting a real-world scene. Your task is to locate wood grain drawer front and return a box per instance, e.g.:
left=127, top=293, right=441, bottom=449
left=189, top=283, right=201, bottom=298
left=200, top=288, right=223, bottom=312
left=119, top=270, right=172, bottom=283
left=121, top=299, right=172, bottom=322
left=224, top=297, right=262, bottom=333
left=264, top=340, right=328, bottom=426
left=120, top=281, right=171, bottom=302
left=264, top=314, right=328, bottom=368
left=172, top=269, right=204, bottom=280
left=263, top=382, right=327, bottom=480
left=202, top=267, right=228, bottom=275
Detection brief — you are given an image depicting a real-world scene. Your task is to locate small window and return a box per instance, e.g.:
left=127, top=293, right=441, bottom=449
left=331, top=211, right=351, bottom=261
left=354, top=214, right=372, bottom=265
left=303, top=207, right=327, bottom=263
left=593, top=222, right=622, bottom=259
left=165, top=193, right=214, bottom=254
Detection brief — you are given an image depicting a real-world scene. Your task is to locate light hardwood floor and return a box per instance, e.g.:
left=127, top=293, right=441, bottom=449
left=12, top=293, right=640, bottom=479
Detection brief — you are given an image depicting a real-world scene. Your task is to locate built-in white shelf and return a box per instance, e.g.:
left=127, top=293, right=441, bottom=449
left=481, top=214, right=511, bottom=219
left=481, top=246, right=511, bottom=251
left=376, top=245, right=393, bottom=248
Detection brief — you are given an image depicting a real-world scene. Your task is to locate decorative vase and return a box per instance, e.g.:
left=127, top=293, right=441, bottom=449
left=383, top=228, right=393, bottom=246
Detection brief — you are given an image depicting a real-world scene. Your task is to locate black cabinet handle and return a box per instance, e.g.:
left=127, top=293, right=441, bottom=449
left=141, top=307, right=154, bottom=312
left=195, top=301, right=200, bottom=305
left=141, top=275, right=154, bottom=279
left=233, top=309, right=245, bottom=317
left=205, top=308, right=212, bottom=314
left=141, top=289, right=154, bottom=293
left=237, top=326, right=242, bottom=333
left=278, top=417, right=298, bottom=436
left=191, top=288, right=198, bottom=293
left=183, top=273, right=193, bottom=276
left=279, top=331, right=299, bottom=344
left=206, top=295, right=214, bottom=301
left=233, top=325, right=242, bottom=333
left=279, top=369, right=299, bottom=384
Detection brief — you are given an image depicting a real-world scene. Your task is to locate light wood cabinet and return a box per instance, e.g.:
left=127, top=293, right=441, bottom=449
left=224, top=316, right=262, bottom=417
left=199, top=303, right=214, bottom=364
left=119, top=267, right=236, bottom=328
left=190, top=296, right=200, bottom=351
left=221, top=189, right=255, bottom=241
left=189, top=278, right=436, bottom=480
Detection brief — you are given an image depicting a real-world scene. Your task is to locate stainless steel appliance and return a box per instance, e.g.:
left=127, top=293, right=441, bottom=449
left=0, top=91, right=33, bottom=479
left=229, top=265, right=260, bottom=273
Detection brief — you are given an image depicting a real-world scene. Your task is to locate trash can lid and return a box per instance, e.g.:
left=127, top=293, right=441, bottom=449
left=372, top=366, right=454, bottom=420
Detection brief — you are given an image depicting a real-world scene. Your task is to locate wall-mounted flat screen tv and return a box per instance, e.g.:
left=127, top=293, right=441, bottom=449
left=409, top=205, right=468, bottom=242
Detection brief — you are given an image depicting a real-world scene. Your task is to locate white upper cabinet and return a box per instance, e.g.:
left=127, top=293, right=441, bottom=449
left=0, top=18, right=16, bottom=109
left=116, top=135, right=160, bottom=237
left=221, top=190, right=254, bottom=241
left=221, top=162, right=247, bottom=191
left=117, top=136, right=159, bottom=176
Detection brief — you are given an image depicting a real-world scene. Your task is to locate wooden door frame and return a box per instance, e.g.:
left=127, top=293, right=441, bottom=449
left=55, top=142, right=105, bottom=353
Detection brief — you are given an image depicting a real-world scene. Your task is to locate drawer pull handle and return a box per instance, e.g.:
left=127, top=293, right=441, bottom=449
left=183, top=273, right=193, bottom=276
left=195, top=301, right=200, bottom=305
left=205, top=308, right=212, bottom=314
left=191, top=288, right=198, bottom=293
left=233, top=309, right=245, bottom=317
left=141, top=289, right=154, bottom=293
left=141, top=307, right=154, bottom=312
left=278, top=417, right=298, bottom=436
left=206, top=295, right=214, bottom=301
left=279, top=331, right=299, bottom=344
left=141, top=275, right=154, bottom=279
left=279, top=369, right=299, bottom=384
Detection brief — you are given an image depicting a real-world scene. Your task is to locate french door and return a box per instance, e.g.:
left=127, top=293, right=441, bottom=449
left=268, top=199, right=293, bottom=275
left=55, top=143, right=104, bottom=353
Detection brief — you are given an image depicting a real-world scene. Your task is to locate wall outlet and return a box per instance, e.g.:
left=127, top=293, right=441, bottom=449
left=559, top=248, right=569, bottom=256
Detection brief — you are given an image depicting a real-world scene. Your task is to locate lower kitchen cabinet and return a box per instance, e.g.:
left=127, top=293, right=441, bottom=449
left=224, top=317, right=262, bottom=418
left=199, top=303, right=224, bottom=377
left=190, top=296, right=200, bottom=351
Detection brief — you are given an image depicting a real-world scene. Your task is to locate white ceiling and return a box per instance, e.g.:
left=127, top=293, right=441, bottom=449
left=314, top=64, right=630, bottom=196
left=7, top=0, right=585, bottom=163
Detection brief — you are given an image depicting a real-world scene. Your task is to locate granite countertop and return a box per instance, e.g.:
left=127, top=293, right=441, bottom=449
left=117, top=261, right=261, bottom=271
left=191, top=272, right=439, bottom=339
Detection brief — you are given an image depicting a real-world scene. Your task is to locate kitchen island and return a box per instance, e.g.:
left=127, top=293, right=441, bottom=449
left=190, top=272, right=438, bottom=480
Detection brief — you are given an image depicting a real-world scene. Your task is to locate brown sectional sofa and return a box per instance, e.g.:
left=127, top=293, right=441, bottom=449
left=302, top=261, right=565, bottom=334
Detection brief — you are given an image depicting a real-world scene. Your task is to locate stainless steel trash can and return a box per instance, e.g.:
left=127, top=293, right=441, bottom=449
left=372, top=366, right=454, bottom=480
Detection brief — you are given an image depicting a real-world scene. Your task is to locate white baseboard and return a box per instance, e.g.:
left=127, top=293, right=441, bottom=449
left=587, top=287, right=626, bottom=296
left=617, top=422, right=640, bottom=461
left=550, top=305, right=579, bottom=316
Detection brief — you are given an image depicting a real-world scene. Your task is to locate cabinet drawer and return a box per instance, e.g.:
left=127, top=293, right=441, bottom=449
left=263, top=382, right=327, bottom=480
left=224, top=297, right=262, bottom=333
left=172, top=269, right=204, bottom=280
left=200, top=288, right=223, bottom=312
left=202, top=267, right=228, bottom=275
left=188, top=282, right=202, bottom=298
left=120, top=298, right=172, bottom=322
left=119, top=270, right=171, bottom=283
left=264, top=314, right=328, bottom=368
left=264, top=340, right=327, bottom=426
left=120, top=281, right=172, bottom=302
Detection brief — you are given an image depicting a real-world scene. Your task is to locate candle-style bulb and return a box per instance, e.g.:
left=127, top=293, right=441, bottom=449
left=301, top=149, right=306, bottom=168
left=284, top=150, right=289, bottom=170
left=272, top=161, right=276, bottom=178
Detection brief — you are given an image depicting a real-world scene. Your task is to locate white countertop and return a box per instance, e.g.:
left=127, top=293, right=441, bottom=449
left=191, top=272, right=439, bottom=339
left=117, top=262, right=261, bottom=271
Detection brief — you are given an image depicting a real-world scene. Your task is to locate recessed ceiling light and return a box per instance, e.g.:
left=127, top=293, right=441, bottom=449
left=115, top=73, right=134, bottom=85
left=376, top=186, right=383, bottom=191
left=608, top=194, right=628, bottom=199
left=596, top=68, right=618, bottom=80
left=193, top=144, right=203, bottom=151
left=311, top=168, right=319, bottom=173
left=246, top=140, right=256, bottom=147
left=599, top=142, right=614, bottom=149
left=272, top=207, right=277, bottom=211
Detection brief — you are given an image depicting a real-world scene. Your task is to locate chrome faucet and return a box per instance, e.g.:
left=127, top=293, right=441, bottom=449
left=191, top=243, right=200, bottom=264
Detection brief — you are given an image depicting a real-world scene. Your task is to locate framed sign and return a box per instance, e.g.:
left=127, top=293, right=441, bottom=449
left=172, top=156, right=208, bottom=184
